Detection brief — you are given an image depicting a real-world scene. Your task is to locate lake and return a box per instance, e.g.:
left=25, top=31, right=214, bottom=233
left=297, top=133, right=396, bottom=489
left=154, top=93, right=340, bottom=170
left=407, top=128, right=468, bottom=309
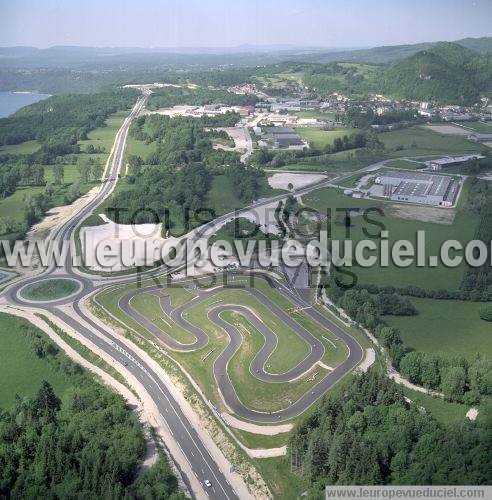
left=0, top=91, right=51, bottom=118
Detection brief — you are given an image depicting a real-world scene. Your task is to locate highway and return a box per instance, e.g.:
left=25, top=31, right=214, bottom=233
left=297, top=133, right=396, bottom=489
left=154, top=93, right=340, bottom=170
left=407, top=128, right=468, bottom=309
left=0, top=93, right=365, bottom=498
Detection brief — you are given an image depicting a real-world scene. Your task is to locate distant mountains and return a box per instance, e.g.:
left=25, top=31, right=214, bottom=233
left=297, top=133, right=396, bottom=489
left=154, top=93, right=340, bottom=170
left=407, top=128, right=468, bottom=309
left=291, top=36, right=492, bottom=64
left=0, top=37, right=491, bottom=104
left=0, top=37, right=491, bottom=69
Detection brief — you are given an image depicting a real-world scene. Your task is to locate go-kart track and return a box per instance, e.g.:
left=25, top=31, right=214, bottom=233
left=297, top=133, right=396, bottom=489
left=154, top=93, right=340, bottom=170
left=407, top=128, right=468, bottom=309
left=106, top=272, right=363, bottom=423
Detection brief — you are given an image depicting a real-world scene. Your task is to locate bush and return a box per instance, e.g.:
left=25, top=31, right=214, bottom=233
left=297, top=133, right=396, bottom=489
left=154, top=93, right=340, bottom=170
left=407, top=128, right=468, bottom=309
left=479, top=304, right=492, bottom=321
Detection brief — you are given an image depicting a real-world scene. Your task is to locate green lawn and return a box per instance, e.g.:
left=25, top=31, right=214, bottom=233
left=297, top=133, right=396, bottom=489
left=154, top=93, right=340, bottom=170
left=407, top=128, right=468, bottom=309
left=124, top=134, right=158, bottom=169
left=378, top=126, right=484, bottom=157
left=385, top=159, right=426, bottom=169
left=206, top=174, right=283, bottom=217
left=295, top=127, right=356, bottom=149
left=458, top=121, right=492, bottom=133
left=385, top=297, right=492, bottom=361
left=302, top=183, right=476, bottom=291
left=0, top=140, right=41, bottom=155
left=402, top=387, right=469, bottom=425
left=21, top=278, right=79, bottom=301
left=0, top=313, right=74, bottom=408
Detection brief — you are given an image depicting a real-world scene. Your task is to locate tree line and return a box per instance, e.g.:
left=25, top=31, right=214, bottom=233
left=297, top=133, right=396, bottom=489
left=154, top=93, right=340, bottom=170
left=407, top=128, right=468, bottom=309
left=289, top=370, right=491, bottom=493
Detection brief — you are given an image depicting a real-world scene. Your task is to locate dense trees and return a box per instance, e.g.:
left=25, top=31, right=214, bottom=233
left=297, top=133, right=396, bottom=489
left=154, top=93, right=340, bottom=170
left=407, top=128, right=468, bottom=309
left=0, top=320, right=183, bottom=499
left=461, top=179, right=492, bottom=293
left=382, top=42, right=492, bottom=105
left=0, top=88, right=138, bottom=147
left=290, top=371, right=492, bottom=492
left=147, top=86, right=257, bottom=110
left=0, top=381, right=183, bottom=498
left=226, top=164, right=266, bottom=203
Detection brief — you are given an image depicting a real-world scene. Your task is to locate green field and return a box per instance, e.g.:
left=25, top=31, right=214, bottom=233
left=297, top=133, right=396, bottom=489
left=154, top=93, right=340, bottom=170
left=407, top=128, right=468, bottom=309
left=123, top=133, right=158, bottom=171
left=384, top=159, right=426, bottom=169
left=294, top=110, right=337, bottom=121
left=302, top=183, right=476, bottom=291
left=378, top=126, right=484, bottom=157
left=0, top=140, right=41, bottom=155
left=205, top=174, right=284, bottom=217
left=385, top=297, right=492, bottom=361
left=458, top=121, right=492, bottom=133
left=20, top=278, right=79, bottom=301
left=295, top=127, right=356, bottom=149
left=0, top=313, right=74, bottom=408
left=0, top=110, right=126, bottom=231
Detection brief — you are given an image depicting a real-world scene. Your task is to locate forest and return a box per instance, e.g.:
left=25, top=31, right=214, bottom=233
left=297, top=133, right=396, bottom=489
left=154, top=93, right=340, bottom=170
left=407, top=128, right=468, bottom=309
left=290, top=371, right=491, bottom=492
left=146, top=86, right=257, bottom=110
left=461, top=178, right=492, bottom=293
left=0, top=88, right=138, bottom=146
left=0, top=320, right=183, bottom=499
left=106, top=113, right=266, bottom=229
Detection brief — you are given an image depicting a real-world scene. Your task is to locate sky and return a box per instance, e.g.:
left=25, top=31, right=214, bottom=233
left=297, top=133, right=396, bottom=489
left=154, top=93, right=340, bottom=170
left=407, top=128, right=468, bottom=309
left=0, top=0, right=491, bottom=49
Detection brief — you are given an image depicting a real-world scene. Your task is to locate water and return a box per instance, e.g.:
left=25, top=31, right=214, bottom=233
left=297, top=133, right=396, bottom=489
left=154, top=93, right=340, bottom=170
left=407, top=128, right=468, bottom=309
left=0, top=91, right=51, bottom=118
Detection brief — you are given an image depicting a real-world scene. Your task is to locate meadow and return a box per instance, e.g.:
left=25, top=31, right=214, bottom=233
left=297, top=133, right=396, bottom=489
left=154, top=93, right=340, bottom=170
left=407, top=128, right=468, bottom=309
left=385, top=297, right=492, bottom=360
left=302, top=183, right=476, bottom=291
left=378, top=126, right=484, bottom=157
left=0, top=313, right=73, bottom=408
left=295, top=127, right=357, bottom=149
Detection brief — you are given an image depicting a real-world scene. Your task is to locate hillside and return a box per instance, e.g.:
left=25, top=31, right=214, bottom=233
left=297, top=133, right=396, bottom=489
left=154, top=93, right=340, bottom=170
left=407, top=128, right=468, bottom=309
left=291, top=36, right=492, bottom=65
left=381, top=42, right=492, bottom=104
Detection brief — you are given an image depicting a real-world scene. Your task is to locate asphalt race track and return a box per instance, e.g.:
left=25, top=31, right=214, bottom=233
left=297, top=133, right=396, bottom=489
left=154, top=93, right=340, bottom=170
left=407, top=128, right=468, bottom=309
left=117, top=273, right=364, bottom=423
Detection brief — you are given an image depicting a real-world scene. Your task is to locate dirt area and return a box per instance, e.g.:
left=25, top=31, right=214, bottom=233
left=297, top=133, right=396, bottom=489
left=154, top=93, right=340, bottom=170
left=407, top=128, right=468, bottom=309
left=80, top=214, right=182, bottom=271
left=241, top=200, right=282, bottom=235
left=389, top=203, right=456, bottom=225
left=28, top=186, right=101, bottom=244
left=422, top=124, right=470, bottom=136
left=221, top=412, right=292, bottom=435
left=357, top=348, right=376, bottom=373
left=267, top=172, right=326, bottom=191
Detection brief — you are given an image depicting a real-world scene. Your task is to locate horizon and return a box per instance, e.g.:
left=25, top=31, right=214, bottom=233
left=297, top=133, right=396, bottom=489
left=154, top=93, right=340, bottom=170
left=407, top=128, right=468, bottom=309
left=1, top=0, right=491, bottom=49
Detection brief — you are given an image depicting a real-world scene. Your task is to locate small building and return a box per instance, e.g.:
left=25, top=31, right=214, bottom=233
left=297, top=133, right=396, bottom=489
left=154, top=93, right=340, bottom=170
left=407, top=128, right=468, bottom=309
left=427, top=155, right=485, bottom=170
left=264, top=126, right=304, bottom=149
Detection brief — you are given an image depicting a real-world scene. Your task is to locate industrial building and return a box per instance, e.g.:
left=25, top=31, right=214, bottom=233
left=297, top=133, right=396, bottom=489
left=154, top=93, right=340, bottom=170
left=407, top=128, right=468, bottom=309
left=264, top=126, right=305, bottom=149
left=375, top=170, right=460, bottom=207
left=426, top=154, right=484, bottom=170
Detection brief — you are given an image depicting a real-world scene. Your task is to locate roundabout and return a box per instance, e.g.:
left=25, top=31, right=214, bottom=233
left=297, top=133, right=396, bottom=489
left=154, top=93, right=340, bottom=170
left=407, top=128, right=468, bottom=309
left=18, top=277, right=83, bottom=304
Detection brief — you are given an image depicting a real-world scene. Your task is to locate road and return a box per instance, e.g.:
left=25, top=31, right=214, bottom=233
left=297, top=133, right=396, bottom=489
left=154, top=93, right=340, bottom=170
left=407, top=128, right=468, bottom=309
left=0, top=94, right=367, bottom=498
